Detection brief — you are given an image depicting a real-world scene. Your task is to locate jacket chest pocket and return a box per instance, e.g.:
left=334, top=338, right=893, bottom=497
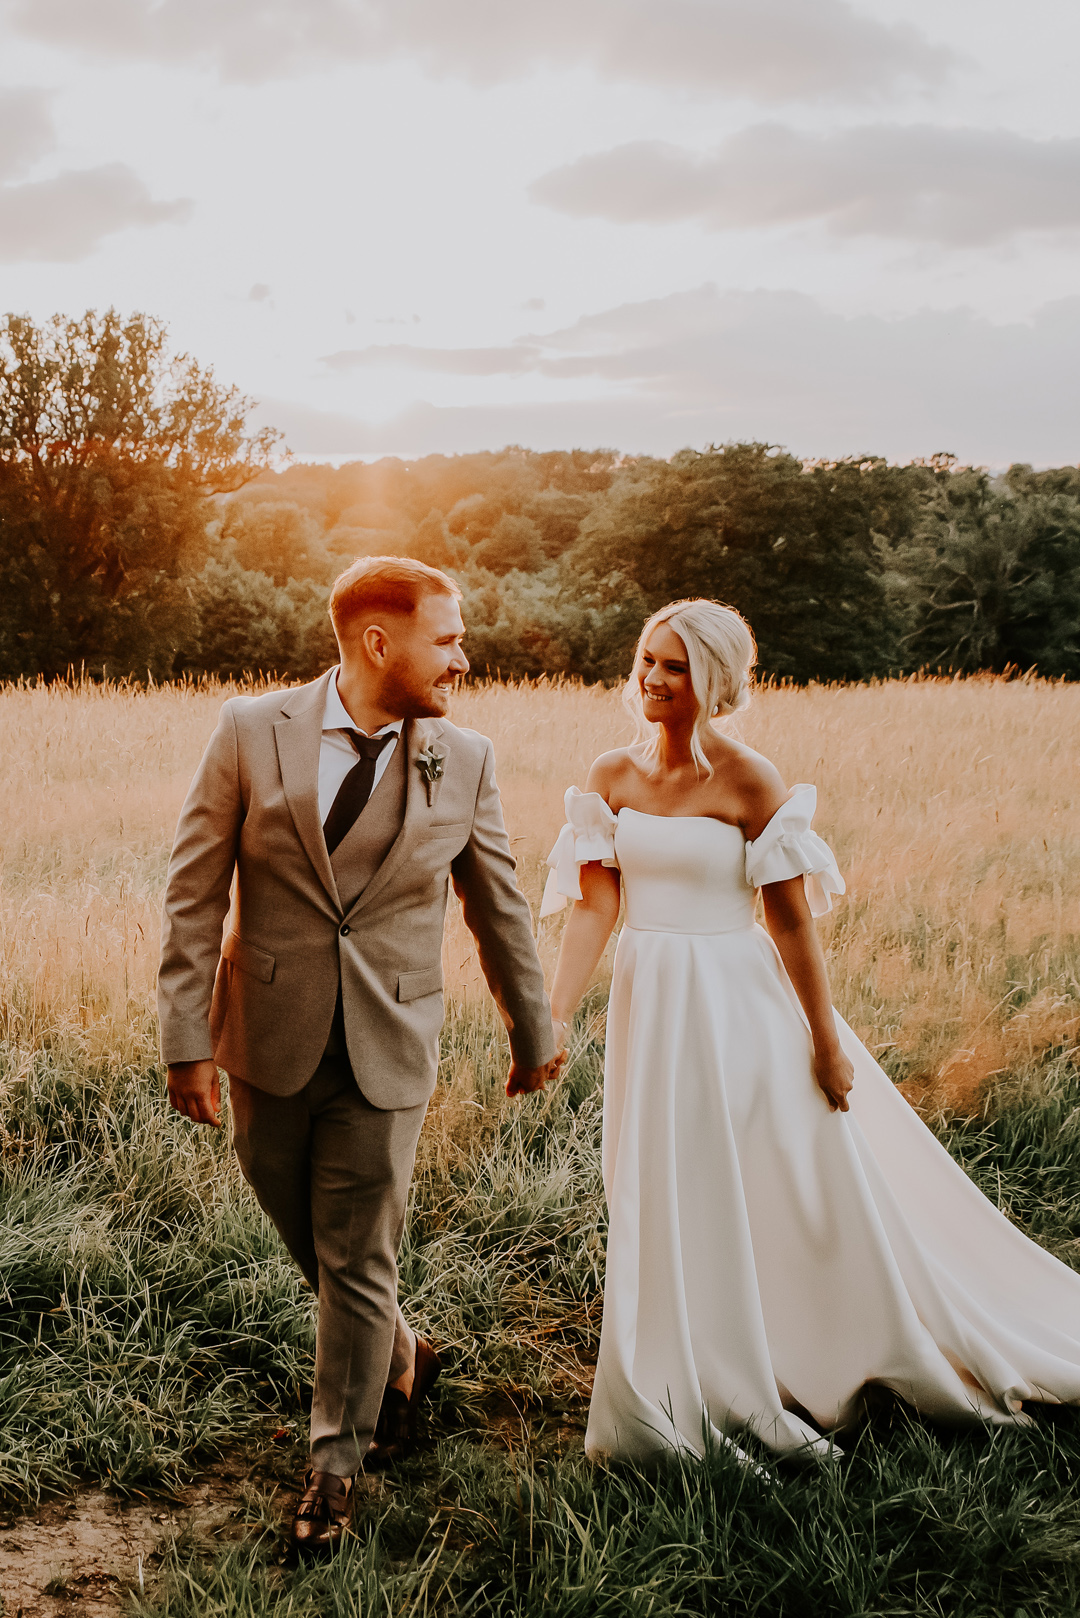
left=416, top=820, right=470, bottom=843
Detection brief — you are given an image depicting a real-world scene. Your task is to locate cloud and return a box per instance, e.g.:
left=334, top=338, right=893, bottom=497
left=255, top=393, right=720, bottom=459
left=0, top=87, right=54, bottom=182
left=0, top=164, right=192, bottom=263
left=292, top=286, right=1080, bottom=465
left=4, top=0, right=953, bottom=100
left=530, top=124, right=1080, bottom=248
left=0, top=85, right=192, bottom=262
left=322, top=343, right=541, bottom=376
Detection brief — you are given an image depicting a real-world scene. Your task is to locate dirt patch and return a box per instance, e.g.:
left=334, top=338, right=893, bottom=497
left=1, top=1490, right=172, bottom=1617
left=0, top=1410, right=589, bottom=1615
left=0, top=1444, right=296, bottom=1618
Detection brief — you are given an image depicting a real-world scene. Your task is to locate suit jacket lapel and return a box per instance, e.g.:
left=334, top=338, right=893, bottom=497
left=273, top=671, right=341, bottom=911
left=344, top=717, right=450, bottom=920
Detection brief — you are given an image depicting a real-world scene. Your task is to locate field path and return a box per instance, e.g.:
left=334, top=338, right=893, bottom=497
left=0, top=1450, right=276, bottom=1615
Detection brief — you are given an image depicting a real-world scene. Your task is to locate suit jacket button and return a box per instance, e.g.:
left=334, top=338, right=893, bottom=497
left=340, top=924, right=350, bottom=936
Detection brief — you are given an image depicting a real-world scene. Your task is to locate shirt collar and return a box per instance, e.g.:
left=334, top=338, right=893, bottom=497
left=322, top=668, right=404, bottom=738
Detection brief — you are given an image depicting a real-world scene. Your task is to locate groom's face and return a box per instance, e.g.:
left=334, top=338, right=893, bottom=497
left=380, top=591, right=470, bottom=718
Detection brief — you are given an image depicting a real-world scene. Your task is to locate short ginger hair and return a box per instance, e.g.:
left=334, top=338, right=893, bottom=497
left=329, top=554, right=461, bottom=635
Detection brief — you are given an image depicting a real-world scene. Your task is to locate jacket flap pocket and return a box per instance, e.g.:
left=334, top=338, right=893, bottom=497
left=221, top=931, right=275, bottom=983
left=419, top=820, right=469, bottom=839
left=397, top=967, right=444, bottom=1002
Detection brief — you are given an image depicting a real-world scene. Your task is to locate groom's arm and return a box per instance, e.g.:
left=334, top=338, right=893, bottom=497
left=451, top=740, right=558, bottom=1084
left=158, top=701, right=245, bottom=1077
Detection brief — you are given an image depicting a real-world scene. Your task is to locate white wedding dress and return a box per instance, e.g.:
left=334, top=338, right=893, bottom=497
left=542, top=786, right=1080, bottom=1461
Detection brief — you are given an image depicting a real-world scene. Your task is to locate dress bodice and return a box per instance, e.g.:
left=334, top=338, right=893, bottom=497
left=541, top=784, right=844, bottom=933
left=616, top=811, right=756, bottom=934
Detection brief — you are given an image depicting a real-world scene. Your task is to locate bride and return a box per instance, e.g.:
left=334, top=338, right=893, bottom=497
left=542, top=597, right=1080, bottom=1461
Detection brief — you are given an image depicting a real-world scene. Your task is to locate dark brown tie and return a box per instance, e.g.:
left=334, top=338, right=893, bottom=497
left=322, top=731, right=396, bottom=855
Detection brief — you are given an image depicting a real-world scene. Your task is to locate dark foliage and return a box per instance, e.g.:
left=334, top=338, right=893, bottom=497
left=3, top=311, right=1079, bottom=684
left=224, top=445, right=1079, bottom=685
left=569, top=445, right=920, bottom=681
left=896, top=463, right=1080, bottom=677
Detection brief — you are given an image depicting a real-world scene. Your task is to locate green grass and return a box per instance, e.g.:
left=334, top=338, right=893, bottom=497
left=140, top=1420, right=1080, bottom=1618
left=4, top=1009, right=1080, bottom=1615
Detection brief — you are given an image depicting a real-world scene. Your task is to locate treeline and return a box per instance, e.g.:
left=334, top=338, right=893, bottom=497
left=3, top=311, right=1079, bottom=685
left=212, top=447, right=1080, bottom=685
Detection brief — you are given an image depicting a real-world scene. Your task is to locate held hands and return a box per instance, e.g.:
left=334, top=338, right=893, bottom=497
left=813, top=1045, right=855, bottom=1112
left=167, top=1059, right=222, bottom=1127
left=171, top=1045, right=571, bottom=1109
left=506, top=1048, right=567, bottom=1098
left=505, top=1012, right=571, bottom=1097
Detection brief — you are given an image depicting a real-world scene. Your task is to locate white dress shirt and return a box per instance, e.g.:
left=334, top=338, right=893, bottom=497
left=318, top=668, right=404, bottom=826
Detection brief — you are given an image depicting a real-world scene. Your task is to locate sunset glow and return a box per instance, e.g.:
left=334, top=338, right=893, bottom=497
left=0, top=0, right=1077, bottom=463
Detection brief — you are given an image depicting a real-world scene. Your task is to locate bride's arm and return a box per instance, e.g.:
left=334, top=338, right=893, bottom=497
left=760, top=878, right=854, bottom=1112
left=548, top=861, right=621, bottom=1046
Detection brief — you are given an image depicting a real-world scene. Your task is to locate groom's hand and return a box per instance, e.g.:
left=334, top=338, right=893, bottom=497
left=167, top=1059, right=222, bottom=1127
left=506, top=1051, right=566, bottom=1098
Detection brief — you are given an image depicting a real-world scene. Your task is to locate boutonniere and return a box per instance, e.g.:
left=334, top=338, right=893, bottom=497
left=417, top=745, right=445, bottom=805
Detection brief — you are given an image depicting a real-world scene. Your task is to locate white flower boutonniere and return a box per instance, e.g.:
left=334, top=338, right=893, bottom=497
left=417, top=745, right=446, bottom=805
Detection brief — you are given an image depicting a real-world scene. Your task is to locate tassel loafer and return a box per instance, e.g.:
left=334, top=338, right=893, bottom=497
left=367, top=1337, right=443, bottom=1468
left=290, top=1468, right=353, bottom=1557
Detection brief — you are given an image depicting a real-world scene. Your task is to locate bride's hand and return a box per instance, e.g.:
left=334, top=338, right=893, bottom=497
left=813, top=1046, right=855, bottom=1112
left=552, top=1017, right=570, bottom=1054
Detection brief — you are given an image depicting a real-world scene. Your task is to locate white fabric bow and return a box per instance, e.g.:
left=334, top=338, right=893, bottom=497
left=540, top=787, right=619, bottom=917
left=744, top=784, right=845, bottom=917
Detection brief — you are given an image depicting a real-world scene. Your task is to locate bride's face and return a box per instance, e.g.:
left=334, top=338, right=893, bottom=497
left=638, top=623, right=697, bottom=727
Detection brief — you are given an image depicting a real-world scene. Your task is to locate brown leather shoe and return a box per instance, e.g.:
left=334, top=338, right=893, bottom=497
left=290, top=1468, right=353, bottom=1558
left=367, top=1337, right=443, bottom=1468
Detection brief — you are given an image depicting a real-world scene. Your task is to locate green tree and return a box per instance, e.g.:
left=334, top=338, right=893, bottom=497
left=408, top=508, right=468, bottom=570
left=218, top=498, right=333, bottom=585
left=446, top=491, right=500, bottom=546
left=471, top=512, right=545, bottom=576
left=0, top=308, right=280, bottom=679
left=525, top=487, right=592, bottom=558
left=568, top=444, right=920, bottom=682
left=182, top=560, right=336, bottom=681
left=459, top=561, right=650, bottom=682
left=897, top=465, right=1080, bottom=676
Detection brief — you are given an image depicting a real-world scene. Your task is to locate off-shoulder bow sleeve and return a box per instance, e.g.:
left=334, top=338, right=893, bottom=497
left=744, top=784, right=845, bottom=918
left=540, top=787, right=619, bottom=918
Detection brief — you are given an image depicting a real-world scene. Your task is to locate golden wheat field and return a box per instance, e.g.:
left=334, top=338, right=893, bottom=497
left=0, top=674, right=1076, bottom=1110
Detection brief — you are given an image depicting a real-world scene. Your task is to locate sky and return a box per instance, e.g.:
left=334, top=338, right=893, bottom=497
left=0, top=0, right=1078, bottom=465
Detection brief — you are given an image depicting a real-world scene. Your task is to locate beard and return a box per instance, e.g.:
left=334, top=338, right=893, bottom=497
left=380, top=656, right=452, bottom=719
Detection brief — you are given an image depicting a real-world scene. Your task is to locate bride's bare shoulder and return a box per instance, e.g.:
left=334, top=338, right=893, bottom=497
left=713, top=736, right=788, bottom=835
left=584, top=747, right=639, bottom=799
left=715, top=734, right=785, bottom=788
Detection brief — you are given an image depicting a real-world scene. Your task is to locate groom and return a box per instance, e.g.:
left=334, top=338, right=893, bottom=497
left=158, top=555, right=560, bottom=1554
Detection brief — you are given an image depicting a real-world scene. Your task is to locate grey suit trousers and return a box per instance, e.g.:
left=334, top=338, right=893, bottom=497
left=230, top=1057, right=427, bottom=1476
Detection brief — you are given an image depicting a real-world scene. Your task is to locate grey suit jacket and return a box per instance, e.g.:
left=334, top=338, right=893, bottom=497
left=157, top=671, right=555, bottom=1108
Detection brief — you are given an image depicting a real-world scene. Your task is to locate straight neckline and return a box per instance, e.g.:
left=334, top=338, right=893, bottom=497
left=618, top=806, right=743, bottom=831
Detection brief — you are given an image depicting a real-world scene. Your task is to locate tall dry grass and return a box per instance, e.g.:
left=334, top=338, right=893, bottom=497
left=0, top=674, right=1076, bottom=1108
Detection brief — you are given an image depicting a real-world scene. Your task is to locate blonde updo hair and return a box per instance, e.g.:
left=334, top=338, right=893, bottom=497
left=624, top=598, right=757, bottom=775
